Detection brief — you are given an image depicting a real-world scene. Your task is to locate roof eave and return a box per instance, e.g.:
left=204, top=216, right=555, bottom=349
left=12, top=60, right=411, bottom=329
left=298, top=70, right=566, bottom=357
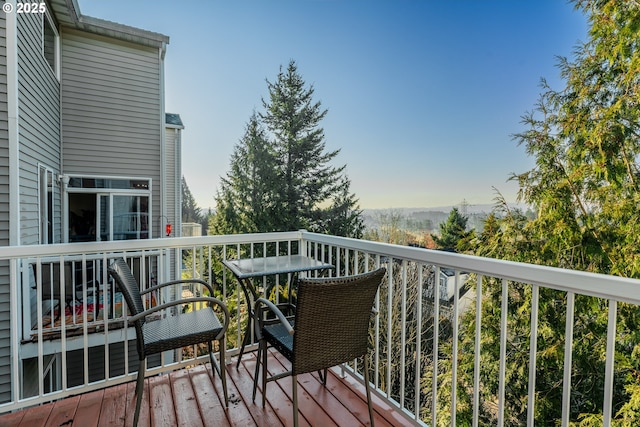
left=51, top=0, right=169, bottom=49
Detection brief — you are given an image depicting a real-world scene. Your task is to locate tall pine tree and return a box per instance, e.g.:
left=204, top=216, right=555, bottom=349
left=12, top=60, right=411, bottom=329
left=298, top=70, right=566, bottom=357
left=210, top=112, right=276, bottom=234
left=212, top=61, right=363, bottom=237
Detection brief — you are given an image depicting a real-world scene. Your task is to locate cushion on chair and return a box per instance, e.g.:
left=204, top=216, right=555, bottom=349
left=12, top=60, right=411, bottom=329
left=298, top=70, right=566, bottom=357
left=142, top=308, right=224, bottom=357
left=263, top=321, right=294, bottom=361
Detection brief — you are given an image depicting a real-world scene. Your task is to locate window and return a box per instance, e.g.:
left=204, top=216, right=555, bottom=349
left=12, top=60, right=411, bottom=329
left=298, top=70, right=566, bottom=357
left=39, top=166, right=54, bottom=244
left=43, top=10, right=59, bottom=77
left=67, top=176, right=152, bottom=242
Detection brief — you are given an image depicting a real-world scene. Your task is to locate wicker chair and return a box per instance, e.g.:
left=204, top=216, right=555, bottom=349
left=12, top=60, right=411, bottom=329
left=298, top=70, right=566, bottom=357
left=252, top=267, right=386, bottom=427
left=108, top=258, right=230, bottom=427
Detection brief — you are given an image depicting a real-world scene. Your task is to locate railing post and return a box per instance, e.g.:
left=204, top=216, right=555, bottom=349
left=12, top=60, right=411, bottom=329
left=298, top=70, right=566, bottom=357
left=498, top=278, right=508, bottom=427
left=10, top=259, right=20, bottom=404
left=561, top=292, right=575, bottom=427
left=602, top=300, right=617, bottom=427
left=527, top=284, right=539, bottom=427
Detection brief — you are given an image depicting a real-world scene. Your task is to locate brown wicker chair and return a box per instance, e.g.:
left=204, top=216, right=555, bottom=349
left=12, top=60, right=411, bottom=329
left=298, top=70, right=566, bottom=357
left=108, top=258, right=230, bottom=427
left=252, top=267, right=386, bottom=427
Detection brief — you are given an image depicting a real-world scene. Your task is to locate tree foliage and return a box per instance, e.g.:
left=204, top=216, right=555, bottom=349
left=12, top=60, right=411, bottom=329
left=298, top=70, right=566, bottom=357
left=211, top=61, right=363, bottom=237
left=210, top=112, right=277, bottom=234
left=182, top=177, right=210, bottom=234
left=432, top=207, right=472, bottom=252
left=181, top=176, right=202, bottom=224
left=447, top=1, right=640, bottom=424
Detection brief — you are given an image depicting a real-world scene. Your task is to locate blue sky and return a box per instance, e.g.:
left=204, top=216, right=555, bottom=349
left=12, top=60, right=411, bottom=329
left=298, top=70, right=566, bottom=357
left=81, top=0, right=589, bottom=210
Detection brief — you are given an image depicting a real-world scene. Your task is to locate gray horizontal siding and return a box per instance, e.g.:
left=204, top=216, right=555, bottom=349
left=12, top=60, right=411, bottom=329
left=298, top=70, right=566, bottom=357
left=61, top=27, right=162, bottom=236
left=17, top=10, right=61, bottom=249
left=0, top=11, right=8, bottom=405
left=4, top=10, right=61, bottom=404
left=61, top=29, right=162, bottom=231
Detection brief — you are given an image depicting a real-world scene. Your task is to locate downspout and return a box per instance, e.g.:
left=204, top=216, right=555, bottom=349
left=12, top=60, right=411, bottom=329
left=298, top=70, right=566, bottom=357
left=159, top=42, right=172, bottom=281
left=159, top=43, right=166, bottom=241
left=175, top=135, right=181, bottom=237
left=59, top=29, right=65, bottom=243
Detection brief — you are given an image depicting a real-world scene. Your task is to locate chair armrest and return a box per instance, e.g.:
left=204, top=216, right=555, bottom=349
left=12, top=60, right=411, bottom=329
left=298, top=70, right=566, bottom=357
left=129, top=296, right=230, bottom=332
left=255, top=297, right=294, bottom=336
left=140, top=278, right=215, bottom=296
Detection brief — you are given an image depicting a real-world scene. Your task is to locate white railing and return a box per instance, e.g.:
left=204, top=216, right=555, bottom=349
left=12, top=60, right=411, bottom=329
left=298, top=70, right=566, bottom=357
left=299, top=232, right=640, bottom=426
left=1, top=231, right=639, bottom=426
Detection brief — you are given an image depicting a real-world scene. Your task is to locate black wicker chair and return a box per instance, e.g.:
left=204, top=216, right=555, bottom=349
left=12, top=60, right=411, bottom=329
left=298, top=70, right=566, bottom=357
left=108, top=258, right=230, bottom=427
left=252, top=267, right=386, bottom=427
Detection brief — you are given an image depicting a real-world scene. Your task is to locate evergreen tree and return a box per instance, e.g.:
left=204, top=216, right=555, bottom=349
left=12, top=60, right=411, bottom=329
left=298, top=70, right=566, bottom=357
left=432, top=207, right=471, bottom=251
left=448, top=2, right=640, bottom=424
left=210, top=112, right=276, bottom=234
left=212, top=60, right=363, bottom=237
left=181, top=177, right=202, bottom=223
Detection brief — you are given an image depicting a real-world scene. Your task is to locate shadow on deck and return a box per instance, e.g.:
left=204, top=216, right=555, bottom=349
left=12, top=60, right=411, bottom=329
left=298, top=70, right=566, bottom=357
left=0, top=349, right=414, bottom=426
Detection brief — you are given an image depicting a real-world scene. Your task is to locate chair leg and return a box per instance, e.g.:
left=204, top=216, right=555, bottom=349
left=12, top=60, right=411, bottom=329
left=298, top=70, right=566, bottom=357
left=252, top=338, right=263, bottom=402
left=318, top=368, right=328, bottom=386
left=207, top=339, right=228, bottom=406
left=292, top=374, right=299, bottom=427
left=208, top=341, right=216, bottom=379
left=133, top=359, right=146, bottom=427
left=219, top=337, right=229, bottom=406
left=261, top=338, right=268, bottom=408
left=364, top=357, right=375, bottom=427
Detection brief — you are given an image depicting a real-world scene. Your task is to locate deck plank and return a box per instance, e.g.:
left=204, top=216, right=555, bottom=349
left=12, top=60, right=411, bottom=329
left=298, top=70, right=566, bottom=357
left=208, top=363, right=257, bottom=427
left=97, top=382, right=127, bottom=427
left=72, top=389, right=104, bottom=427
left=43, top=394, right=79, bottom=427
left=262, top=351, right=317, bottom=427
left=0, top=353, right=412, bottom=427
left=170, top=368, right=204, bottom=427
left=148, top=374, right=178, bottom=427
left=15, top=401, right=53, bottom=427
left=235, top=353, right=284, bottom=427
left=188, top=365, right=230, bottom=427
left=122, top=380, right=150, bottom=427
left=298, top=371, right=365, bottom=427
left=269, top=351, right=364, bottom=426
left=0, top=410, right=24, bottom=427
left=330, top=367, right=416, bottom=427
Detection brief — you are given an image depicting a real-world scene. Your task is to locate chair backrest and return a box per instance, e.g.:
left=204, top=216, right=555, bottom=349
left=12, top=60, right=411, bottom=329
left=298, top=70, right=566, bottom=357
left=291, top=267, right=386, bottom=375
left=108, top=258, right=146, bottom=323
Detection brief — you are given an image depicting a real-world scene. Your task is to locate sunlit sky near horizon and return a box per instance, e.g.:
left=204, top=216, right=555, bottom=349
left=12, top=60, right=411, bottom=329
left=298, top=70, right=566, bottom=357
left=81, top=0, right=589, bottom=211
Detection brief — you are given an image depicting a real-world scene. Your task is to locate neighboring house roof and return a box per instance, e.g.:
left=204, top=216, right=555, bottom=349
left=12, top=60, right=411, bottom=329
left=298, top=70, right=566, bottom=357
left=166, top=113, right=184, bottom=129
left=49, top=0, right=170, bottom=49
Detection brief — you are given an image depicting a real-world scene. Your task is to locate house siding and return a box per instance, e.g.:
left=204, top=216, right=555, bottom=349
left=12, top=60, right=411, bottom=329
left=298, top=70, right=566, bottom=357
left=16, top=11, right=61, bottom=247
left=0, top=10, right=62, bottom=404
left=165, top=127, right=180, bottom=236
left=60, top=28, right=162, bottom=237
left=0, top=11, right=9, bottom=405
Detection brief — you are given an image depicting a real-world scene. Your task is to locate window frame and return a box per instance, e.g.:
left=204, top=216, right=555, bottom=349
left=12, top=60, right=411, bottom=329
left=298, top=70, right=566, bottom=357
left=42, top=6, right=60, bottom=79
left=64, top=175, right=153, bottom=243
left=38, top=165, right=55, bottom=244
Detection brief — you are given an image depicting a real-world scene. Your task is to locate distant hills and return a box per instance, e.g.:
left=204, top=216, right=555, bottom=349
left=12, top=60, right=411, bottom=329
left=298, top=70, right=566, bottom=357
left=362, top=203, right=529, bottom=232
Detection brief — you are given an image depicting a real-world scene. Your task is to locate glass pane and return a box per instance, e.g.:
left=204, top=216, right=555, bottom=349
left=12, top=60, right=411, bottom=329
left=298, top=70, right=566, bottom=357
left=43, top=16, right=56, bottom=72
left=112, top=195, right=149, bottom=240
left=68, top=193, right=96, bottom=242
left=99, top=195, right=110, bottom=241
left=67, top=177, right=150, bottom=190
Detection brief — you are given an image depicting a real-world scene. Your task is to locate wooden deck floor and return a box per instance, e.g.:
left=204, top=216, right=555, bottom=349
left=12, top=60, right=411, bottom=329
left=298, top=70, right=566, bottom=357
left=0, top=350, right=414, bottom=427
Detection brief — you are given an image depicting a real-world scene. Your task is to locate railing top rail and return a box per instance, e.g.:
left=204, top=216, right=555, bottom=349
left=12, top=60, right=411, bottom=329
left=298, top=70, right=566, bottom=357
left=0, top=231, right=305, bottom=260
left=300, top=231, right=640, bottom=305
left=3, top=230, right=640, bottom=304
